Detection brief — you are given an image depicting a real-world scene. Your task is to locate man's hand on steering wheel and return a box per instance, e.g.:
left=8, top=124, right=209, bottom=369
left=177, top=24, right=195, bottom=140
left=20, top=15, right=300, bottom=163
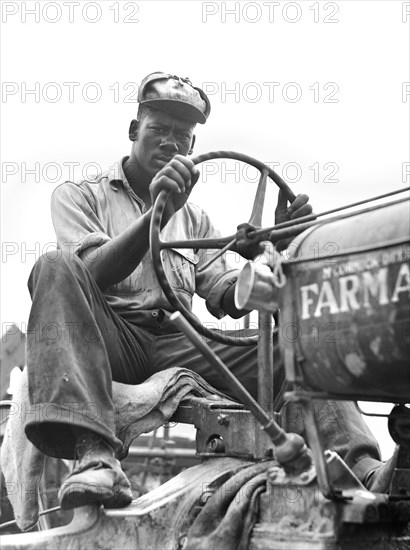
left=149, top=155, right=200, bottom=226
left=233, top=191, right=314, bottom=259
left=274, top=190, right=313, bottom=251
left=275, top=189, right=312, bottom=224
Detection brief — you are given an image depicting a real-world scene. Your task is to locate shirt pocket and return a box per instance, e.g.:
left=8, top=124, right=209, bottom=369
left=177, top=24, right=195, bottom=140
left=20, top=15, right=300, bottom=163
left=165, top=248, right=199, bottom=295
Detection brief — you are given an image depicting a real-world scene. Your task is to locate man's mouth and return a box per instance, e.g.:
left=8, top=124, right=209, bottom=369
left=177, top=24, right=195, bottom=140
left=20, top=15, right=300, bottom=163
left=155, top=154, right=175, bottom=164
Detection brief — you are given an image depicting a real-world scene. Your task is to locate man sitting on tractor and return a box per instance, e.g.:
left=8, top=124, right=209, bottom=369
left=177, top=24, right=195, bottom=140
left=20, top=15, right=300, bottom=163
left=25, top=72, right=393, bottom=509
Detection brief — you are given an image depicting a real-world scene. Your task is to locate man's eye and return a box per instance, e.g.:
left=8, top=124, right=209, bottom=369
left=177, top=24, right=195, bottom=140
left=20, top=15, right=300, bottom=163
left=151, top=127, right=165, bottom=134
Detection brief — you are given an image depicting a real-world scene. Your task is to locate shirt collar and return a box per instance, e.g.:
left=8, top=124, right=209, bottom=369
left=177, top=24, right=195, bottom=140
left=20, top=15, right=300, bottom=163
left=107, top=157, right=128, bottom=191
left=108, top=157, right=147, bottom=210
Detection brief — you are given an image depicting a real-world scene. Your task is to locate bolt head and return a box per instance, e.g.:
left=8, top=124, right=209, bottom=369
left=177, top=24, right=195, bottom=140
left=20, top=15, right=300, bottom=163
left=217, top=413, right=229, bottom=425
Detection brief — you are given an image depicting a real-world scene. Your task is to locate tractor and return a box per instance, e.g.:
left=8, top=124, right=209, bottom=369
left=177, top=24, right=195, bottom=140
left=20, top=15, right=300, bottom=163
left=1, top=151, right=409, bottom=549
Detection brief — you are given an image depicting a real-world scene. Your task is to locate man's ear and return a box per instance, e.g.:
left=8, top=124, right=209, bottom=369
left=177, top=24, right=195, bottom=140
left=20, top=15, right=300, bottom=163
left=188, top=134, right=196, bottom=155
left=129, top=119, right=139, bottom=141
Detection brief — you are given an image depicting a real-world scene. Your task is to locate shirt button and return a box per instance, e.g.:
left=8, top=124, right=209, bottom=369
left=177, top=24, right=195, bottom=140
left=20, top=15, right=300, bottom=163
left=152, top=311, right=158, bottom=318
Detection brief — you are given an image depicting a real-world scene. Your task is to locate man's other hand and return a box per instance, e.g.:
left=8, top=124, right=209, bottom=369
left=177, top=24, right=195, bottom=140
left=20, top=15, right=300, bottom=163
left=274, top=190, right=314, bottom=251
left=275, top=189, right=313, bottom=225
left=149, top=155, right=199, bottom=224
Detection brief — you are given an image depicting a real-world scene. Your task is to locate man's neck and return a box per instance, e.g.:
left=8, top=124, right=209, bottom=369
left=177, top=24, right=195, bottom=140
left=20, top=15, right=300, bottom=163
left=123, top=157, right=151, bottom=205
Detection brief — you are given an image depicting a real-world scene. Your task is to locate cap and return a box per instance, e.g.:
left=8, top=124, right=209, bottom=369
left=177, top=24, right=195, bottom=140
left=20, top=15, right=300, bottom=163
left=138, top=72, right=211, bottom=124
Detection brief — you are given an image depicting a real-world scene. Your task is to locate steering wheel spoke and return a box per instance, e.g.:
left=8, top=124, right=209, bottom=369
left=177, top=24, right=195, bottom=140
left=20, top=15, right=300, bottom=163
left=160, top=235, right=235, bottom=250
left=249, top=167, right=269, bottom=226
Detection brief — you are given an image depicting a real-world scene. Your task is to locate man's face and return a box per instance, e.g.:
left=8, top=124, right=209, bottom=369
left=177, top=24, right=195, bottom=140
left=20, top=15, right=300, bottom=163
left=130, top=109, right=196, bottom=179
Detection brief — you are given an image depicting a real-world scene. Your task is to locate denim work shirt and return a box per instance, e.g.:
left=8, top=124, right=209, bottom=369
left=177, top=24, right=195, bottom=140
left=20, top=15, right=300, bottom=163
left=51, top=158, right=239, bottom=319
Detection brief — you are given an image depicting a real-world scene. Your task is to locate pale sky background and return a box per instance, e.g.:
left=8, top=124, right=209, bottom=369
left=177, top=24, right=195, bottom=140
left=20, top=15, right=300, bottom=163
left=1, top=0, right=409, bottom=457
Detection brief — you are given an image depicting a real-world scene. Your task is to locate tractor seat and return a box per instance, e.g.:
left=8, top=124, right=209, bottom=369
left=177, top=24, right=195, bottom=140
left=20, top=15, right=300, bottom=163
left=171, top=395, right=275, bottom=460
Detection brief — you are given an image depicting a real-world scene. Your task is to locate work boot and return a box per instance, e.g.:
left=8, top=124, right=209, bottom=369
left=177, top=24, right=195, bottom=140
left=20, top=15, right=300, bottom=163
left=58, top=431, right=133, bottom=510
left=363, top=446, right=399, bottom=493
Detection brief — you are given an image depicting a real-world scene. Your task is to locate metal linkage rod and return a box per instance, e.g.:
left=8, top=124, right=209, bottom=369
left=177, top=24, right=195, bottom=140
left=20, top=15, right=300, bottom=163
left=196, top=237, right=236, bottom=274
left=251, top=188, right=410, bottom=239
left=170, top=312, right=312, bottom=473
left=161, top=189, right=410, bottom=251
left=267, top=196, right=409, bottom=244
left=170, top=312, right=284, bottom=446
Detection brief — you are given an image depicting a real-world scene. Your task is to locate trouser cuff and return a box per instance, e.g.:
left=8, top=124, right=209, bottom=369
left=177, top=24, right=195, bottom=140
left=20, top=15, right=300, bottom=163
left=25, top=403, right=122, bottom=460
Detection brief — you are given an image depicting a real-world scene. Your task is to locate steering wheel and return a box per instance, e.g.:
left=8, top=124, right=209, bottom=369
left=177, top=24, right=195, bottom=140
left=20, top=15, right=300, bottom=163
left=150, top=151, right=296, bottom=346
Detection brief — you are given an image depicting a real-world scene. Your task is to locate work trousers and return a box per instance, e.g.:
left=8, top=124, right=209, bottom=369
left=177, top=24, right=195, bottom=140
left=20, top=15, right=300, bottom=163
left=25, top=252, right=382, bottom=482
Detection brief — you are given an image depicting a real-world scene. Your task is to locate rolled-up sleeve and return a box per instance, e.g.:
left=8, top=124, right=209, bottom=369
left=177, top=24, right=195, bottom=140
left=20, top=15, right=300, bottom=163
left=204, top=271, right=239, bottom=318
left=193, top=208, right=240, bottom=319
left=51, top=182, right=111, bottom=258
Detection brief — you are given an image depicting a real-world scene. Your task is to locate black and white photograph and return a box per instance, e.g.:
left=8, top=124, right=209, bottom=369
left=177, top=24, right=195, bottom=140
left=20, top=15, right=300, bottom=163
left=1, top=1, right=409, bottom=547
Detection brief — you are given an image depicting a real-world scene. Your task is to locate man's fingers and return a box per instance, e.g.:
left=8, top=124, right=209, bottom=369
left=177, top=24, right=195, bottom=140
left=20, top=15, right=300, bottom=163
left=191, top=168, right=200, bottom=186
left=275, top=191, right=314, bottom=227
left=161, top=165, right=189, bottom=192
left=155, top=175, right=183, bottom=195
left=173, top=154, right=197, bottom=180
left=288, top=193, right=310, bottom=215
left=166, top=156, right=197, bottom=189
left=290, top=202, right=313, bottom=219
left=173, top=154, right=195, bottom=171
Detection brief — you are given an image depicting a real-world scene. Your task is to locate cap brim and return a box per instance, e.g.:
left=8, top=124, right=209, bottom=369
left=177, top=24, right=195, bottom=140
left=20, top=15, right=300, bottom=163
left=140, top=99, right=206, bottom=124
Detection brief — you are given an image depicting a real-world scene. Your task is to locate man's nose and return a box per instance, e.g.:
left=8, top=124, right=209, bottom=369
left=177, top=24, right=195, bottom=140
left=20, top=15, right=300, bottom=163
left=160, top=132, right=179, bottom=151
